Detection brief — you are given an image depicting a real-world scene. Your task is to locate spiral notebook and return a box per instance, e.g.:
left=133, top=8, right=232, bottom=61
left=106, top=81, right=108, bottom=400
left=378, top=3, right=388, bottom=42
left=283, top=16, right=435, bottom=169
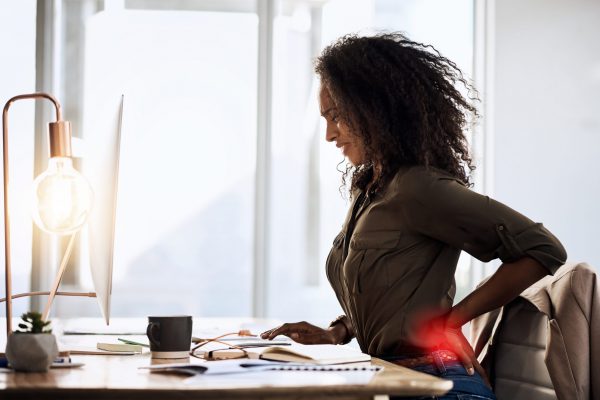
left=143, top=359, right=381, bottom=376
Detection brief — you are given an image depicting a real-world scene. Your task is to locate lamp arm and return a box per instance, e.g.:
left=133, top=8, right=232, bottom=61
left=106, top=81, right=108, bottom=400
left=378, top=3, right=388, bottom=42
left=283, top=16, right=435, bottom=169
left=3, top=92, right=63, bottom=337
left=3, top=92, right=62, bottom=121
left=0, top=291, right=97, bottom=303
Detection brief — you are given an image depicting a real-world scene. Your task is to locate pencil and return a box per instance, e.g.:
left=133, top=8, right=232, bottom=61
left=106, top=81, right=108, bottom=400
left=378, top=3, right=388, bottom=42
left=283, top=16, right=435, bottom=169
left=118, top=338, right=149, bottom=348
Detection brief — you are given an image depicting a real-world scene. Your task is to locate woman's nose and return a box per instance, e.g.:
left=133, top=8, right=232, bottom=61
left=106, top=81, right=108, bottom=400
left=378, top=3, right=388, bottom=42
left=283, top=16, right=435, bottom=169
left=325, top=122, right=337, bottom=142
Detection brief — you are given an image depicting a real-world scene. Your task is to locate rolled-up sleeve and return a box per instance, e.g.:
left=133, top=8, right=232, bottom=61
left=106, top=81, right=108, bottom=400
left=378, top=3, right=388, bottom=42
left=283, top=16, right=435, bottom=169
left=399, top=169, right=567, bottom=274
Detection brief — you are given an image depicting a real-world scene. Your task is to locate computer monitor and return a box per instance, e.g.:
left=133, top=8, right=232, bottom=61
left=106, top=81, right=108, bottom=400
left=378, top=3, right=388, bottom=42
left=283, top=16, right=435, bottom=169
left=80, top=94, right=124, bottom=325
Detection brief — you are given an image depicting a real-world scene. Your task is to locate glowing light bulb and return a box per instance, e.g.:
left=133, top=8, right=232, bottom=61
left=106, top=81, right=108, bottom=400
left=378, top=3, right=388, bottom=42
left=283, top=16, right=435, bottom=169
left=31, top=157, right=93, bottom=235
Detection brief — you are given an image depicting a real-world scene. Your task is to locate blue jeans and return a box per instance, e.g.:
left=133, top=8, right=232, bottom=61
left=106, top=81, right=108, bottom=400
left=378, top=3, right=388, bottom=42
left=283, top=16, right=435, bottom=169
left=383, top=350, right=496, bottom=400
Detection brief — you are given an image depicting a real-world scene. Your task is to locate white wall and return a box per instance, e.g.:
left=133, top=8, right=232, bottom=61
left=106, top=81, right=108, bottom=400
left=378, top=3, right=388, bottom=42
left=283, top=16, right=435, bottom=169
left=0, top=0, right=37, bottom=321
left=492, top=0, right=600, bottom=270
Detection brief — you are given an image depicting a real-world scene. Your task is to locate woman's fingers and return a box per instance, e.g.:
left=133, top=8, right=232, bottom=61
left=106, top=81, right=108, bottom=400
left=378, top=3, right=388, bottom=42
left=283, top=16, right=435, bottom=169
left=260, top=322, right=295, bottom=340
left=445, top=329, right=475, bottom=373
left=459, top=337, right=476, bottom=375
left=455, top=346, right=491, bottom=387
left=460, top=340, right=492, bottom=388
left=447, top=330, right=492, bottom=389
left=260, top=321, right=335, bottom=344
left=260, top=321, right=315, bottom=340
left=451, top=336, right=475, bottom=375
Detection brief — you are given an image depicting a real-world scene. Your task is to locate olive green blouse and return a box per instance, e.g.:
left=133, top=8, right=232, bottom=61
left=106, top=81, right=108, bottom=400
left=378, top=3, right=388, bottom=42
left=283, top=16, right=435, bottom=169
left=325, top=166, right=567, bottom=357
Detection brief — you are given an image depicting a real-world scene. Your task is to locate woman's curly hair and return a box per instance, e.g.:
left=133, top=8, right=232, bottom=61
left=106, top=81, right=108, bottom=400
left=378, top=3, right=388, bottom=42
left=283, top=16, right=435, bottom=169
left=315, top=32, right=478, bottom=194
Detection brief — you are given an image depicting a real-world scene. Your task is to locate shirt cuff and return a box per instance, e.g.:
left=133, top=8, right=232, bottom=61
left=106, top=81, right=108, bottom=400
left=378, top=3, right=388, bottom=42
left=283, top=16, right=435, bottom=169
left=495, top=223, right=567, bottom=274
left=328, top=315, right=354, bottom=345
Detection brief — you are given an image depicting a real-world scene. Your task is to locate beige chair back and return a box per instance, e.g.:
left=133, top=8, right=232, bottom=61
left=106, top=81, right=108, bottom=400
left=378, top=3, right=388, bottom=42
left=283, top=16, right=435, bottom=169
left=490, top=297, right=557, bottom=400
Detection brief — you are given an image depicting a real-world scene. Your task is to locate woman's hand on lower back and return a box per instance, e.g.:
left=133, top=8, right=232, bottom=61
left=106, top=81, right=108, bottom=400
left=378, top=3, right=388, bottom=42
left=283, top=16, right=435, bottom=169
left=417, top=314, right=491, bottom=388
left=260, top=321, right=345, bottom=345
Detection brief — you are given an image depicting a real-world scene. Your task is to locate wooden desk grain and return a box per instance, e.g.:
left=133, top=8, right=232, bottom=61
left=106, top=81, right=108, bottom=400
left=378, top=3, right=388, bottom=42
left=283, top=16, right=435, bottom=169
left=0, top=353, right=452, bottom=400
left=0, top=318, right=452, bottom=399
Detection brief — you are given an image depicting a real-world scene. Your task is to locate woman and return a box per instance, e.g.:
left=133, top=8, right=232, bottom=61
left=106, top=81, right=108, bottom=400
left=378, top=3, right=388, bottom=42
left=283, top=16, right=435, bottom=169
left=261, top=33, right=566, bottom=400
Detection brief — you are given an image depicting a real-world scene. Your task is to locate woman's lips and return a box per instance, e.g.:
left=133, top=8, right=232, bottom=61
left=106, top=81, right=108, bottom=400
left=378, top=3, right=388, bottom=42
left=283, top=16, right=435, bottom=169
left=339, top=143, right=351, bottom=155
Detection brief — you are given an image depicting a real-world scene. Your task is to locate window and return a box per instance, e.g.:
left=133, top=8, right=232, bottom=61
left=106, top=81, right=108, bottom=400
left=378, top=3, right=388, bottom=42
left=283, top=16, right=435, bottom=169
left=55, top=4, right=258, bottom=317
left=104, top=9, right=258, bottom=316
left=40, top=0, right=476, bottom=322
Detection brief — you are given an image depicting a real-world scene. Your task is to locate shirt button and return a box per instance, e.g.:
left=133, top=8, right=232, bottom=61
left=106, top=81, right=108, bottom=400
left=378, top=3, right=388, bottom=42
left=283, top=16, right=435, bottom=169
left=498, top=225, right=504, bottom=231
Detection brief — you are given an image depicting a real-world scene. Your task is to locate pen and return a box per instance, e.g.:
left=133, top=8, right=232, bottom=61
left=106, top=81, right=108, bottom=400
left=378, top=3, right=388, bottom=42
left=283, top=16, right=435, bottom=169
left=54, top=355, right=72, bottom=364
left=118, top=338, right=150, bottom=348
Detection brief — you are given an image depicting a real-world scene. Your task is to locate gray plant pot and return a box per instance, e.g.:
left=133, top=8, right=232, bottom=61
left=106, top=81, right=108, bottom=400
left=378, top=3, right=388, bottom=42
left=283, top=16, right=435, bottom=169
left=5, top=333, right=59, bottom=372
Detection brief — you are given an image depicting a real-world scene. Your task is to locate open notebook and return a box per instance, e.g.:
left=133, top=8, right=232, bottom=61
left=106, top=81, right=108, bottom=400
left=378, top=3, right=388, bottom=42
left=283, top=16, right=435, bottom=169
left=199, top=343, right=371, bottom=365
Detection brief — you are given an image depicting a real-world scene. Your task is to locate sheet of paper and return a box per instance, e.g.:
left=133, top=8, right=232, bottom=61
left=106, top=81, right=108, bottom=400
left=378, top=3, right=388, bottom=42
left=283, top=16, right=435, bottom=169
left=59, top=334, right=150, bottom=354
left=257, top=343, right=371, bottom=364
left=184, top=368, right=380, bottom=388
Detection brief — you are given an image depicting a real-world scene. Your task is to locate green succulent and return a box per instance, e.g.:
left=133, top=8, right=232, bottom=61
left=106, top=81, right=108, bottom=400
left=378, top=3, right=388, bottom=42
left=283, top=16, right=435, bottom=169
left=16, top=311, right=52, bottom=334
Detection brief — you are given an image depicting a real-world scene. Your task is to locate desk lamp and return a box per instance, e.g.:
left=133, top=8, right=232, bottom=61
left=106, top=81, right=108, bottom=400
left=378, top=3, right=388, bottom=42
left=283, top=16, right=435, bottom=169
left=2, top=93, right=94, bottom=337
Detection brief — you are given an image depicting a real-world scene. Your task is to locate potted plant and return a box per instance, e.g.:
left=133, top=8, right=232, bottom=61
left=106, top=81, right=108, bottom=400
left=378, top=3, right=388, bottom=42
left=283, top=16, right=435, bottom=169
left=5, top=311, right=59, bottom=372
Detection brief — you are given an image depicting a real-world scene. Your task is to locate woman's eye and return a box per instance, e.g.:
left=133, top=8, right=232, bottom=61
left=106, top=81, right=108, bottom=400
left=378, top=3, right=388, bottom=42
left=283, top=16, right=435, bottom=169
left=331, top=115, right=339, bottom=123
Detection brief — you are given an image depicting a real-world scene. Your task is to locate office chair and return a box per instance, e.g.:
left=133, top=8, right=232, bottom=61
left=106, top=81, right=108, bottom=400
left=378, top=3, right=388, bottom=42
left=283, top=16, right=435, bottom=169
left=487, top=297, right=557, bottom=400
left=471, top=262, right=600, bottom=400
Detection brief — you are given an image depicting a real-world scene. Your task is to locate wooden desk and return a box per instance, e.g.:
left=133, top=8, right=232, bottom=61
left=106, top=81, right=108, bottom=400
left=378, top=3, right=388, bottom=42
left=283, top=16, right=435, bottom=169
left=0, top=318, right=452, bottom=399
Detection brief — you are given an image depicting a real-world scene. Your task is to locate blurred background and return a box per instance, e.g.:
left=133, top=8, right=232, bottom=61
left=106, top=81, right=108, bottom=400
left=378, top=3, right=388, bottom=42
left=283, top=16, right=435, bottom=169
left=1, top=0, right=598, bottom=328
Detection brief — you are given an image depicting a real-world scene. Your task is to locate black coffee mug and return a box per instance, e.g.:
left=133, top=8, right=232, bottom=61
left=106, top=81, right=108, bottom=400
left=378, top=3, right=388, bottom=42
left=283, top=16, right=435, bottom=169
left=146, top=316, right=193, bottom=359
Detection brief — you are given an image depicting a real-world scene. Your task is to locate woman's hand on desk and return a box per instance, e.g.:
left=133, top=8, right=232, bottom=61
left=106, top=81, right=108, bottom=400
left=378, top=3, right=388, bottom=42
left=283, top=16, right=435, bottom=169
left=261, top=321, right=346, bottom=345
